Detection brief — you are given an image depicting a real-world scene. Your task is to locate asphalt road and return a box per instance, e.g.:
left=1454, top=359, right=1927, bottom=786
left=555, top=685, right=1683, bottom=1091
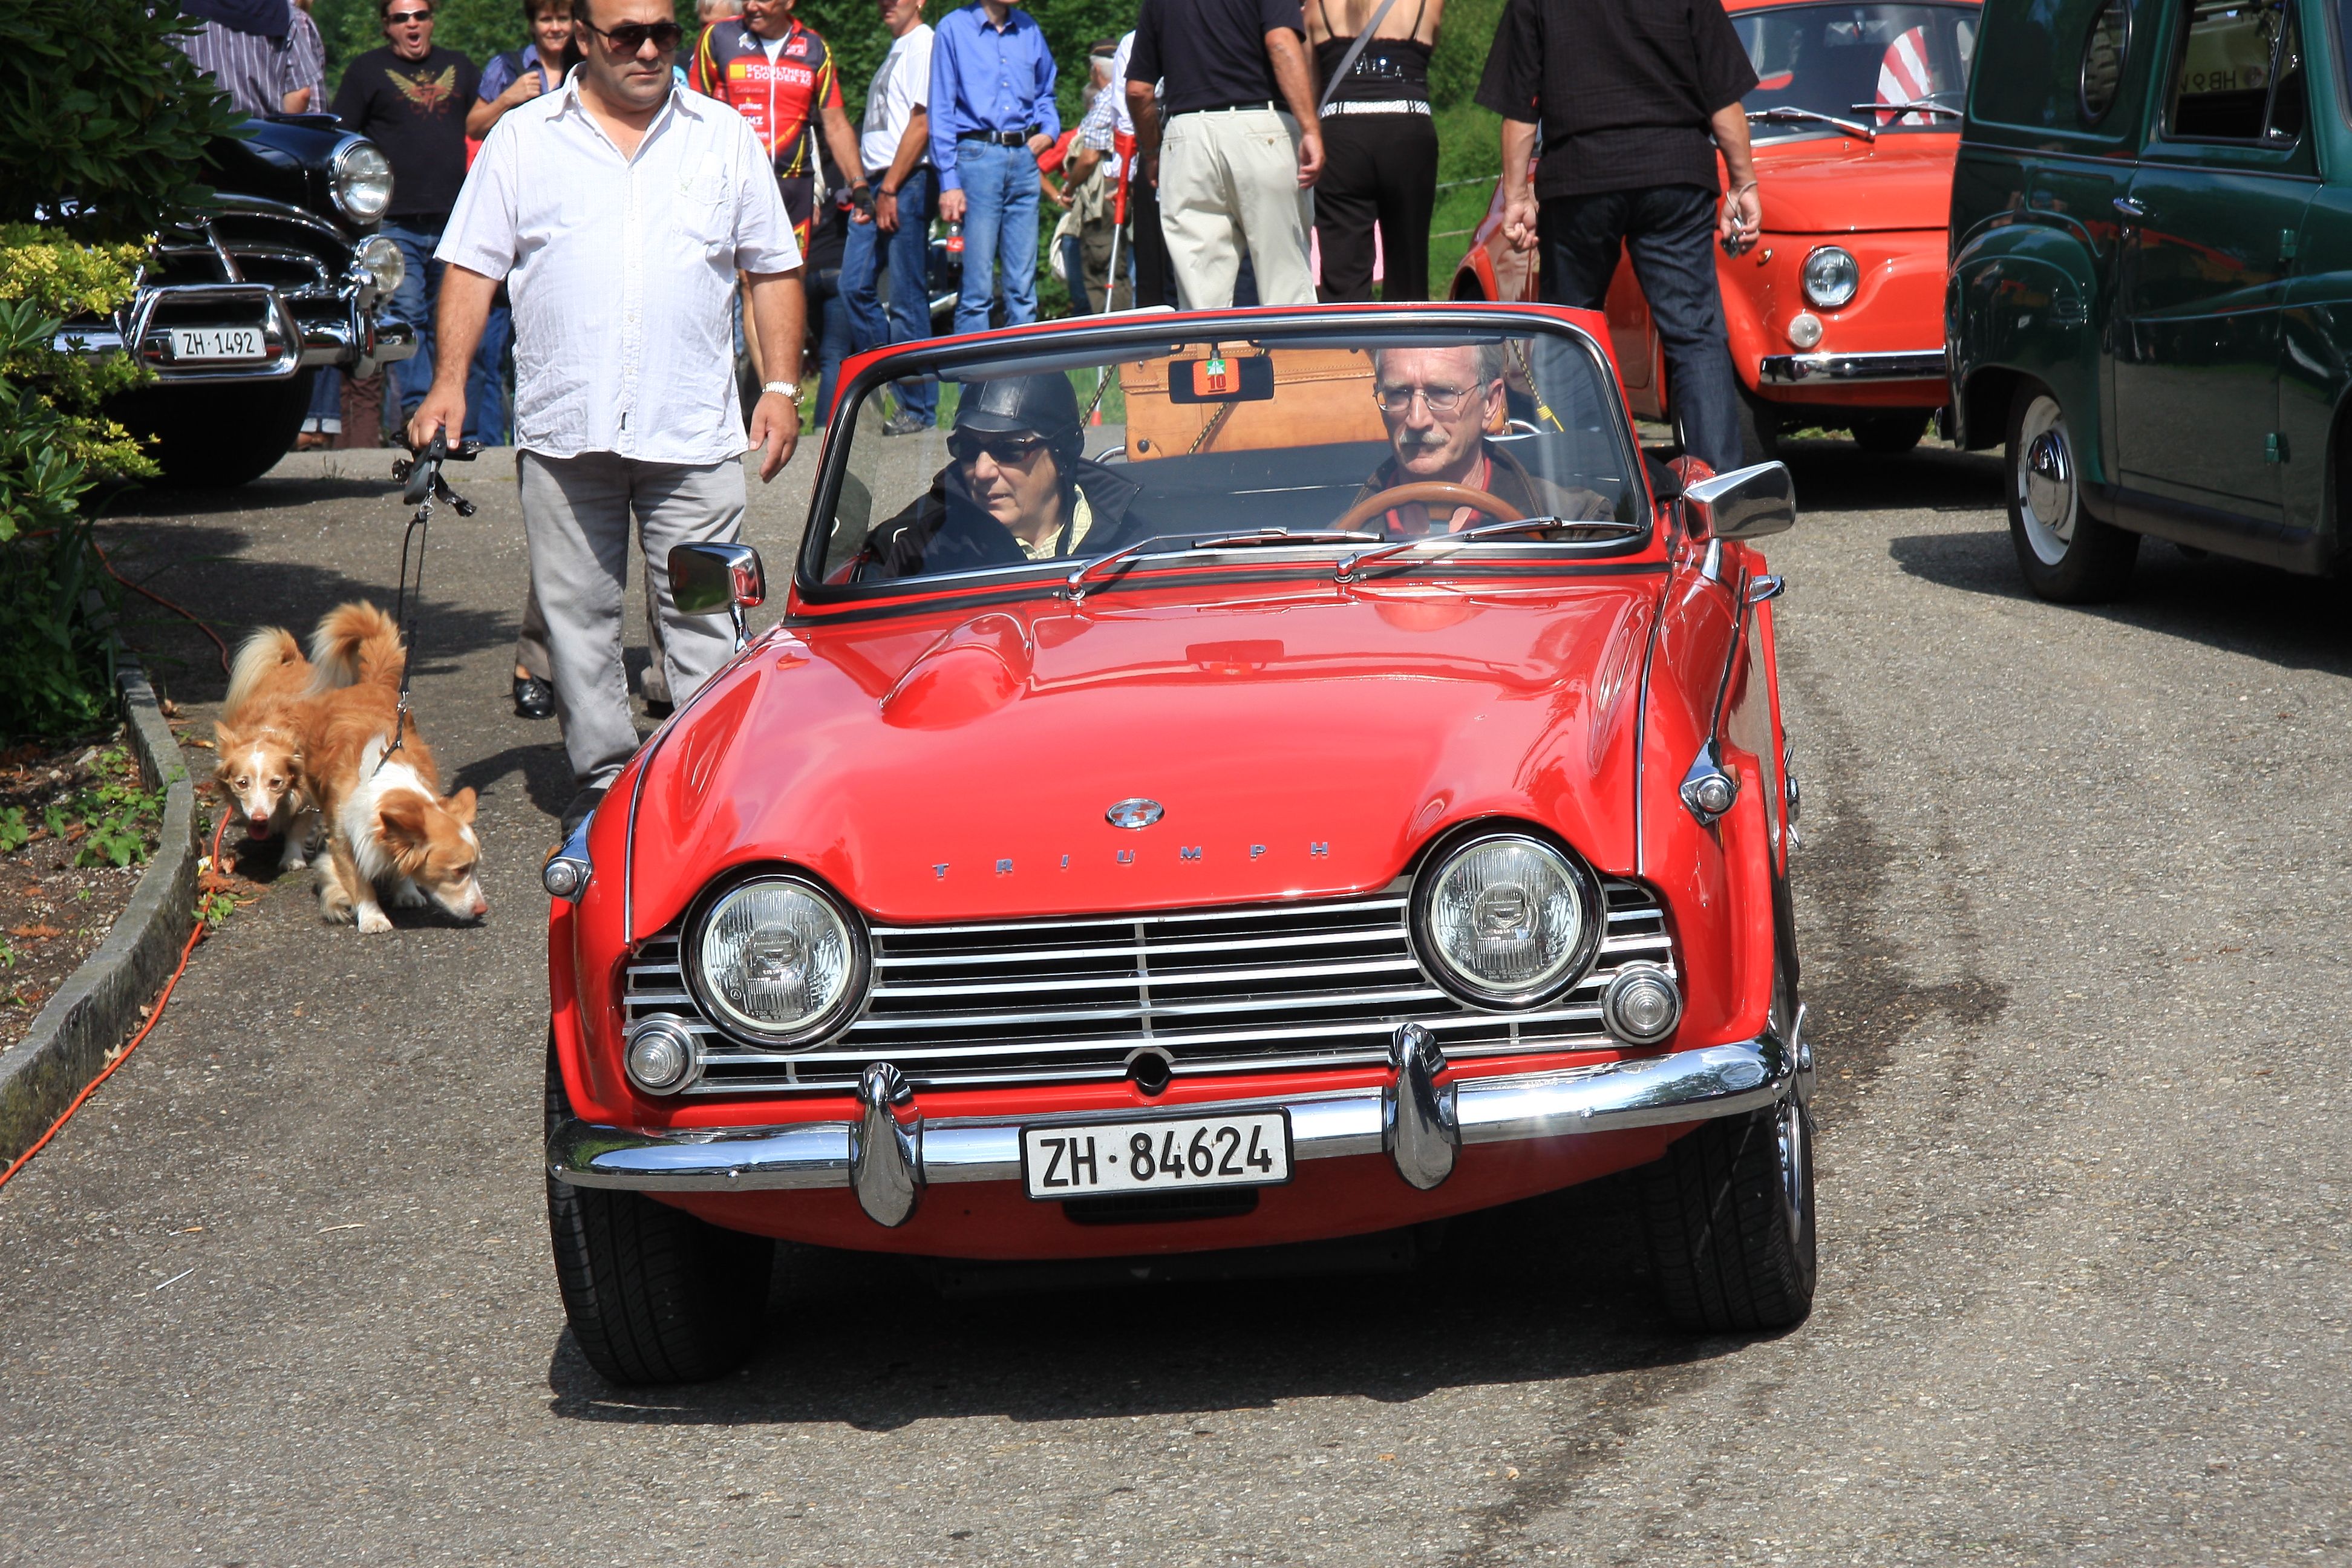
left=3, top=436, right=2348, bottom=1565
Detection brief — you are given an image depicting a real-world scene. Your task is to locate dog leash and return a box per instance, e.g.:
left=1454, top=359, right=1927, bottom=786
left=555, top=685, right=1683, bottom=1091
left=380, top=433, right=477, bottom=776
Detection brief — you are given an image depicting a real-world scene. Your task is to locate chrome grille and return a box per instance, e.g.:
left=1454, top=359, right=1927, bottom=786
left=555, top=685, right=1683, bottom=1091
left=148, top=206, right=346, bottom=299
left=626, top=879, right=1674, bottom=1096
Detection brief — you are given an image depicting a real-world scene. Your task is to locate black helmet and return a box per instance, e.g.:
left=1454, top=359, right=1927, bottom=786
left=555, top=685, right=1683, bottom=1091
left=952, top=373, right=1082, bottom=448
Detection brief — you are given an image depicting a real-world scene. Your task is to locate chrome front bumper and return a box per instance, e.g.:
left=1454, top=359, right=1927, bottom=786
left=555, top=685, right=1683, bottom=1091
left=53, top=283, right=418, bottom=384
left=1757, top=349, right=1947, bottom=386
left=549, top=1017, right=1811, bottom=1227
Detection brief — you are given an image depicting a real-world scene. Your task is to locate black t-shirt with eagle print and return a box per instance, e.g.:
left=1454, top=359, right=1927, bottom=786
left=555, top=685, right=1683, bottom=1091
left=332, top=45, right=481, bottom=218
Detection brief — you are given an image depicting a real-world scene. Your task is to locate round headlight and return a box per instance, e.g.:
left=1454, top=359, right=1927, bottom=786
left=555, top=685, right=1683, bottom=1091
left=1801, top=246, right=1860, bottom=309
left=1413, top=832, right=1601, bottom=1007
left=332, top=139, right=395, bottom=226
left=354, top=234, right=405, bottom=296
left=688, top=874, right=864, bottom=1044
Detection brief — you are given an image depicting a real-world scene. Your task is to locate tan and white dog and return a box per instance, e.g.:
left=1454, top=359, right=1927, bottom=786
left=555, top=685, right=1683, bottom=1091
left=214, top=628, right=321, bottom=869
left=299, top=603, right=489, bottom=933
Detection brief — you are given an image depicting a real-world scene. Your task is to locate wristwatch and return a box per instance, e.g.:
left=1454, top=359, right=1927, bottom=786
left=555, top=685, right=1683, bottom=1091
left=761, top=379, right=801, bottom=400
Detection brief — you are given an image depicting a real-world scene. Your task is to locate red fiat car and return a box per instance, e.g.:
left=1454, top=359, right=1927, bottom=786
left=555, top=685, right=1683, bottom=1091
left=541, top=304, right=1812, bottom=1383
left=1453, top=0, right=1981, bottom=461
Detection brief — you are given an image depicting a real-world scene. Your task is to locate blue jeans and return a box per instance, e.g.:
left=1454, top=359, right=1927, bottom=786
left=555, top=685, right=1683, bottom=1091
left=381, top=217, right=445, bottom=422
left=808, top=264, right=857, bottom=420
left=1538, top=185, right=1743, bottom=475
left=470, top=295, right=513, bottom=445
left=950, top=140, right=1037, bottom=335
left=840, top=163, right=938, bottom=423
left=384, top=214, right=511, bottom=442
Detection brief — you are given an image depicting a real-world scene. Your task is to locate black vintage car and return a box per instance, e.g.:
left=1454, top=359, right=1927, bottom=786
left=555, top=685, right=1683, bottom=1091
left=61, top=115, right=417, bottom=488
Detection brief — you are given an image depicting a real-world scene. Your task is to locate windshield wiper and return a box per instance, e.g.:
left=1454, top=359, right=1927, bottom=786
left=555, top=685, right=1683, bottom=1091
left=1850, top=99, right=1963, bottom=119
left=1333, top=516, right=1646, bottom=584
left=1746, top=105, right=1875, bottom=142
left=1062, top=528, right=1381, bottom=606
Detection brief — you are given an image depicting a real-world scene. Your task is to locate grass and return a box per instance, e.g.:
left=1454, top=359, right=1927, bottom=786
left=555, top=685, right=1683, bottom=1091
left=1425, top=102, right=1505, bottom=297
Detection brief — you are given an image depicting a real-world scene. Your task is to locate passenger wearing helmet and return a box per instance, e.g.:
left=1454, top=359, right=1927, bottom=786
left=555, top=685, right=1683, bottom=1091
left=859, top=374, right=1155, bottom=578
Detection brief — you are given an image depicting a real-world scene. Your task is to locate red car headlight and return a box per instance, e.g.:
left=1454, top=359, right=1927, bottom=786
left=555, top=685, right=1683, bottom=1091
left=684, top=871, right=868, bottom=1047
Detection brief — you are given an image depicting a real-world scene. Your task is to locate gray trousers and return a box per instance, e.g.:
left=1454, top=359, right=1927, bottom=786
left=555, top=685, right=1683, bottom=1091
left=516, top=572, right=670, bottom=705
left=517, top=449, right=745, bottom=789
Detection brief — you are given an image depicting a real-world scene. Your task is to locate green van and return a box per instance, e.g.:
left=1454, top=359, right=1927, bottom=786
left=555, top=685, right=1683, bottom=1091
left=1946, top=0, right=2352, bottom=599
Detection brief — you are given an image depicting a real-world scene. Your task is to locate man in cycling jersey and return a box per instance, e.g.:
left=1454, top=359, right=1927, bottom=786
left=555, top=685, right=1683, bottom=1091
left=691, top=0, right=871, bottom=249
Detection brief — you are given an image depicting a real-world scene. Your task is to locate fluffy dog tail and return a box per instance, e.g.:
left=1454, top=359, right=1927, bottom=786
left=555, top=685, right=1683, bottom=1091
left=307, top=601, right=405, bottom=694
left=223, top=627, right=303, bottom=719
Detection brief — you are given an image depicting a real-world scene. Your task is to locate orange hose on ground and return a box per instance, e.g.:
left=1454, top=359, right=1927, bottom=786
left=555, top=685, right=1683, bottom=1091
left=0, top=808, right=232, bottom=1194
left=93, top=541, right=231, bottom=676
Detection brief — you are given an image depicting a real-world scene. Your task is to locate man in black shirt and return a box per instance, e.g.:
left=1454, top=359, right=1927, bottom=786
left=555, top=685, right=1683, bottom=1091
left=1128, top=0, right=1323, bottom=310
left=1477, top=0, right=1760, bottom=474
left=332, top=0, right=481, bottom=430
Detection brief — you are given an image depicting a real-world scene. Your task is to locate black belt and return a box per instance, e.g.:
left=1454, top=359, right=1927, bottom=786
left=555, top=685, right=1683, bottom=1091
left=958, top=128, right=1035, bottom=145
left=1183, top=99, right=1278, bottom=114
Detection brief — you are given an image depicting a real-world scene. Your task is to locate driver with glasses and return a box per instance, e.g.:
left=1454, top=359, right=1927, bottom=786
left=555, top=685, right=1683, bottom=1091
left=1351, top=344, right=1614, bottom=535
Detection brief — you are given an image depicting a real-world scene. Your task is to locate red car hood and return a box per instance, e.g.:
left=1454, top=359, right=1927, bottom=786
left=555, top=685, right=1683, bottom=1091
left=1753, top=131, right=1956, bottom=234
left=621, top=580, right=1662, bottom=933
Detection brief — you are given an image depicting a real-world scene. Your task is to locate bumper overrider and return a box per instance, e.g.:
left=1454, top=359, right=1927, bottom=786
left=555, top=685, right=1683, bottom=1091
left=548, top=1011, right=1813, bottom=1229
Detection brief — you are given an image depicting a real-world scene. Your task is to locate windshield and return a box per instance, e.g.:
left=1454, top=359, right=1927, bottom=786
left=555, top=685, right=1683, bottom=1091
left=1737, top=3, right=1979, bottom=132
left=802, top=321, right=1647, bottom=596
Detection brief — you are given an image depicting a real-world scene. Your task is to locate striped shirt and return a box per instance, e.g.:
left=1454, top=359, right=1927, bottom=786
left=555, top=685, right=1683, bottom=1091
left=172, top=11, right=327, bottom=120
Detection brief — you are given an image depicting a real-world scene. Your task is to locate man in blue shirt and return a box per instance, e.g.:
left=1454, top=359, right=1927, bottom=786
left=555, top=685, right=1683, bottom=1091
left=929, top=0, right=1058, bottom=332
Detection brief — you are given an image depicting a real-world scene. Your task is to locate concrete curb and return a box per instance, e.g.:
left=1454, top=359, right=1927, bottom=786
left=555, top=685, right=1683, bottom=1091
left=0, top=659, right=207, bottom=1169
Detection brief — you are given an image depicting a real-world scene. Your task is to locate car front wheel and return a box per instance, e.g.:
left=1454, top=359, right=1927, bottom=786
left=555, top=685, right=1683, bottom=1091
left=544, top=1040, right=774, bottom=1384
left=1851, top=411, right=1927, bottom=455
left=1638, top=1094, right=1817, bottom=1333
left=2006, top=381, right=2137, bottom=601
left=111, top=373, right=316, bottom=489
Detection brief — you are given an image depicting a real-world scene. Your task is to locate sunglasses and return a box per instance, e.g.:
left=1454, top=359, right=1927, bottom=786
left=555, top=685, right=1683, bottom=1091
left=385, top=7, right=433, bottom=21
left=949, top=431, right=1050, bottom=466
left=580, top=18, right=685, bottom=51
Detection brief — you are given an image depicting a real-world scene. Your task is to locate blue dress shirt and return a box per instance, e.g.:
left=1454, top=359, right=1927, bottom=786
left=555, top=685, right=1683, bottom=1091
left=927, top=2, right=1060, bottom=191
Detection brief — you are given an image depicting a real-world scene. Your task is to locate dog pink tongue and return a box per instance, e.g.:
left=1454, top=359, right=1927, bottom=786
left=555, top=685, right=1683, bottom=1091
left=247, top=817, right=274, bottom=840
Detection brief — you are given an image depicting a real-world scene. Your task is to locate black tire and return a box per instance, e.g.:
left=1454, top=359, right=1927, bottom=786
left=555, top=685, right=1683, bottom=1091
left=544, top=1042, right=774, bottom=1384
left=1639, top=1096, right=1817, bottom=1333
left=1850, top=411, right=1927, bottom=455
left=2005, top=379, right=2138, bottom=602
left=112, top=372, right=315, bottom=489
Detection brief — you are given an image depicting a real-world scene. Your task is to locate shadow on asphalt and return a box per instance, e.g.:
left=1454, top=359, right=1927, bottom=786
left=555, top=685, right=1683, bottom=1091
left=1771, top=439, right=2005, bottom=517
left=447, top=739, right=579, bottom=821
left=87, top=517, right=520, bottom=707
left=541, top=1181, right=1764, bottom=1430
left=1889, top=525, right=2352, bottom=677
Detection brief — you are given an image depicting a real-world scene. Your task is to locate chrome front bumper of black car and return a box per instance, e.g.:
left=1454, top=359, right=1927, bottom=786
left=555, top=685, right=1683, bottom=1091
left=549, top=1013, right=1811, bottom=1229
left=53, top=282, right=417, bottom=384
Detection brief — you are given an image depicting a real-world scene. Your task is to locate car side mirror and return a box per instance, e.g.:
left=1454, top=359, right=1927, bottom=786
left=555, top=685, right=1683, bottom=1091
left=1680, top=460, right=1795, bottom=542
left=669, top=541, right=765, bottom=653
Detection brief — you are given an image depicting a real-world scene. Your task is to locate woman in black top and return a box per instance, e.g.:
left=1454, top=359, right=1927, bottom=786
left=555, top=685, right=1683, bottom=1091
left=1308, top=0, right=1443, bottom=302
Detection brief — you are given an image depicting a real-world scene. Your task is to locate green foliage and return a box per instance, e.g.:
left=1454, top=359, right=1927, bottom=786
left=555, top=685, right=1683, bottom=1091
left=0, top=228, right=158, bottom=487
left=66, top=749, right=163, bottom=868
left=0, top=808, right=28, bottom=855
left=0, top=0, right=245, bottom=243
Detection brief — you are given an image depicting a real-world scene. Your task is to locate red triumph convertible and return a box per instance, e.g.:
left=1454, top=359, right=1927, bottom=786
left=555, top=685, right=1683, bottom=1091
left=541, top=304, right=1812, bottom=1383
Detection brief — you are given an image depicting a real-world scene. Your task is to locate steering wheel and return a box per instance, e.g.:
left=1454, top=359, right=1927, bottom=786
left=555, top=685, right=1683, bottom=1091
left=1330, top=482, right=1527, bottom=537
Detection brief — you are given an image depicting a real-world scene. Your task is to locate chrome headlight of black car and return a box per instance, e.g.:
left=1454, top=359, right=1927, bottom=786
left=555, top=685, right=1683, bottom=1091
left=331, top=138, right=395, bottom=226
left=354, top=234, right=405, bottom=297
left=1411, top=830, right=1603, bottom=1008
left=684, top=872, right=867, bottom=1045
left=1801, top=246, right=1860, bottom=310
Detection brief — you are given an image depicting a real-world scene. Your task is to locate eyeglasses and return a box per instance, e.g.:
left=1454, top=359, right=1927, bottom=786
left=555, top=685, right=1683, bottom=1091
left=1373, top=382, right=1482, bottom=416
left=949, top=431, right=1050, bottom=466
left=580, top=18, right=685, bottom=51
left=385, top=8, right=433, bottom=22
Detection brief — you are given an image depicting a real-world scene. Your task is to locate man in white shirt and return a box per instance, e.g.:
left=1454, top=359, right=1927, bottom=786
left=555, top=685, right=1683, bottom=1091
left=841, top=0, right=938, bottom=434
left=407, top=0, right=806, bottom=831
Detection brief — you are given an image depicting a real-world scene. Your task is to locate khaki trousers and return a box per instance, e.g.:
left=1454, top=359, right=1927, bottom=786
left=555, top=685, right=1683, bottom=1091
left=1157, top=108, right=1316, bottom=310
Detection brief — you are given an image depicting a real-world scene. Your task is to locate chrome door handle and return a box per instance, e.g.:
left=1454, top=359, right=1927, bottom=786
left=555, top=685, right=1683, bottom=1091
left=2112, top=195, right=2147, bottom=220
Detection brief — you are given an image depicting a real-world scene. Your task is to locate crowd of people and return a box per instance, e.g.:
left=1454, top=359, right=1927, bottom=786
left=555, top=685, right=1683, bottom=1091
left=169, top=0, right=1766, bottom=832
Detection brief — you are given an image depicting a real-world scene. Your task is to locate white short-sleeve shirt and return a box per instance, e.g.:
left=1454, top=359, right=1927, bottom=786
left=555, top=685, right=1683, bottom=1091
left=437, top=79, right=802, bottom=466
left=859, top=23, right=935, bottom=175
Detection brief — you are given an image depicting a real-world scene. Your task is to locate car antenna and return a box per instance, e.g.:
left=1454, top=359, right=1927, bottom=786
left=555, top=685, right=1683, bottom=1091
left=379, top=431, right=477, bottom=775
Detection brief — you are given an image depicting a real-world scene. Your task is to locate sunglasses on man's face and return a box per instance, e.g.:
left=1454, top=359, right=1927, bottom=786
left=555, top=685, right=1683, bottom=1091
left=385, top=8, right=433, bottom=22
left=949, top=432, right=1050, bottom=466
left=581, top=18, right=685, bottom=51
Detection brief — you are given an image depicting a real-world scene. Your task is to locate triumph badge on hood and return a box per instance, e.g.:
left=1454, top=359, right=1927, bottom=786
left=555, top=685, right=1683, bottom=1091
left=1106, top=799, right=1165, bottom=829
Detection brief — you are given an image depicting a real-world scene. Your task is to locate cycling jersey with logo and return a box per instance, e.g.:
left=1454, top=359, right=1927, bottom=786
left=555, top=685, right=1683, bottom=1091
left=691, top=19, right=841, bottom=178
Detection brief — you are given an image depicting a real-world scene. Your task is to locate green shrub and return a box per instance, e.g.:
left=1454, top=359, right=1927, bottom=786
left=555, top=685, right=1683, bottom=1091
left=0, top=0, right=243, bottom=243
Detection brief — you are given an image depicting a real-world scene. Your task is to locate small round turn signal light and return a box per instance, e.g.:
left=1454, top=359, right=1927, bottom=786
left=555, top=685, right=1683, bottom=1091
left=1601, top=964, right=1683, bottom=1047
left=624, top=1017, right=701, bottom=1096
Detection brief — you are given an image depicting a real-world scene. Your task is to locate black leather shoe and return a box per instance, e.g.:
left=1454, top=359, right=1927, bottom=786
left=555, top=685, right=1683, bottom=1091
left=513, top=675, right=555, bottom=719
left=560, top=786, right=607, bottom=838
left=642, top=697, right=674, bottom=719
